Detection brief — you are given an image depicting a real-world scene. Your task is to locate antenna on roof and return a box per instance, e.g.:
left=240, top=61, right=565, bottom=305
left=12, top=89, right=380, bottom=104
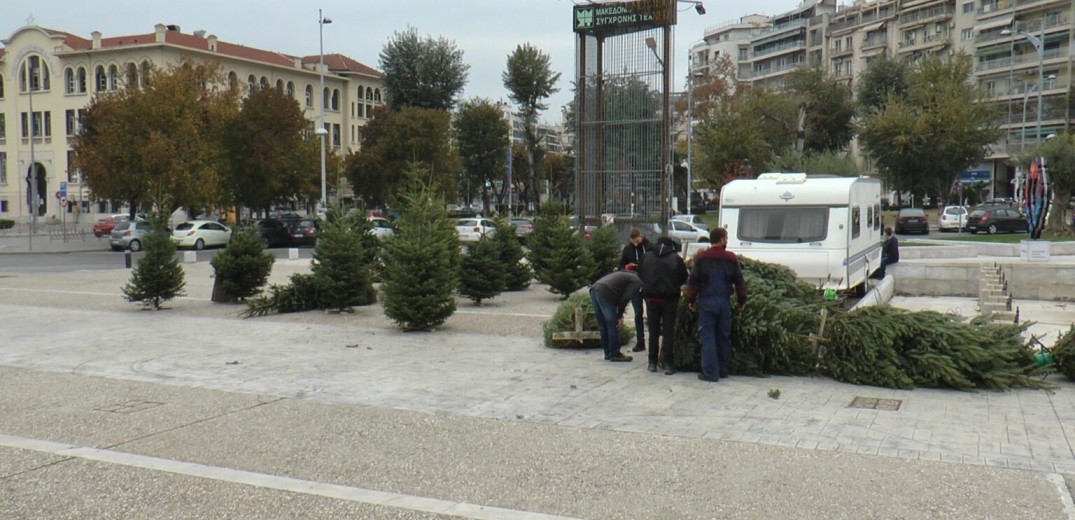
left=166, top=24, right=180, bottom=32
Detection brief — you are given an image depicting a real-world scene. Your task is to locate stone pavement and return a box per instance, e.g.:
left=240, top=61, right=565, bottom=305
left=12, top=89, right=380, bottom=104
left=2, top=256, right=1075, bottom=518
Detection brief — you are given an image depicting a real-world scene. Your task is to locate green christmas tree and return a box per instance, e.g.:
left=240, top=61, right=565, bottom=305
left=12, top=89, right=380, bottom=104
left=540, top=216, right=595, bottom=299
left=526, top=200, right=567, bottom=283
left=210, top=227, right=274, bottom=303
left=490, top=216, right=532, bottom=291
left=311, top=203, right=376, bottom=312
left=458, top=236, right=506, bottom=305
left=586, top=225, right=621, bottom=283
left=122, top=214, right=186, bottom=309
left=381, top=165, right=460, bottom=330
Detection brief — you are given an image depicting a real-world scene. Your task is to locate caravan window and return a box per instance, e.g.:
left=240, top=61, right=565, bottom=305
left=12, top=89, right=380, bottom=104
left=851, top=207, right=861, bottom=239
left=738, top=207, right=828, bottom=243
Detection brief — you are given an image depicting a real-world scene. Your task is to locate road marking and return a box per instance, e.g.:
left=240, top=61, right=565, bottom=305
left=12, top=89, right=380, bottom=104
left=0, top=433, right=582, bottom=520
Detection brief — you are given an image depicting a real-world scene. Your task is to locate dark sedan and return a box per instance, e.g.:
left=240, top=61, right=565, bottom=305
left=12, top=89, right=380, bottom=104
left=254, top=218, right=293, bottom=248
left=289, top=219, right=319, bottom=247
left=966, top=207, right=1027, bottom=234
left=894, top=208, right=929, bottom=234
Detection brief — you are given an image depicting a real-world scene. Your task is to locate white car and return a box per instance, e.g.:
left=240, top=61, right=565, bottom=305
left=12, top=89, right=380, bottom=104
left=938, top=205, right=968, bottom=232
left=671, top=214, right=710, bottom=231
left=369, top=217, right=394, bottom=239
left=171, top=220, right=232, bottom=250
left=667, top=220, right=710, bottom=243
left=456, top=217, right=496, bottom=243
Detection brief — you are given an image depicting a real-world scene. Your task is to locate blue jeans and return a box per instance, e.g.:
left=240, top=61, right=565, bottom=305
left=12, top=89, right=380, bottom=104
left=631, top=292, right=645, bottom=343
left=590, top=289, right=621, bottom=359
left=698, top=298, right=732, bottom=380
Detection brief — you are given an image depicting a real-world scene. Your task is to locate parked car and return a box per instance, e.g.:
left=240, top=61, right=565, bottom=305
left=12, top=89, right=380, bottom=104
left=456, top=217, right=497, bottom=242
left=171, top=220, right=232, bottom=250
left=93, top=214, right=129, bottom=238
left=511, top=218, right=534, bottom=241
left=670, top=214, right=710, bottom=232
left=289, top=219, right=319, bottom=247
left=937, top=205, right=968, bottom=232
left=894, top=208, right=929, bottom=234
left=109, top=220, right=152, bottom=251
left=966, top=207, right=1028, bottom=235
left=253, top=218, right=293, bottom=248
left=667, top=219, right=710, bottom=243
left=368, top=217, right=395, bottom=239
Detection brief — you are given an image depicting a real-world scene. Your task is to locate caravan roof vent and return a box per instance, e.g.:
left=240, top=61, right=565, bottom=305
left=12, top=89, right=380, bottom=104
left=774, top=173, right=808, bottom=184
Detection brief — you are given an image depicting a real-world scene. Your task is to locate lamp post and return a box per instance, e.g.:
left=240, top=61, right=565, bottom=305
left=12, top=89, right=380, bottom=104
left=317, top=9, right=332, bottom=215
left=1003, top=27, right=1047, bottom=147
left=686, top=53, right=694, bottom=216
left=28, top=57, right=38, bottom=250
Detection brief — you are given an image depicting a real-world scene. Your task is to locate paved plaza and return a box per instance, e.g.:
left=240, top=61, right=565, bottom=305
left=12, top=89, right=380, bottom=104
left=2, top=234, right=1075, bottom=518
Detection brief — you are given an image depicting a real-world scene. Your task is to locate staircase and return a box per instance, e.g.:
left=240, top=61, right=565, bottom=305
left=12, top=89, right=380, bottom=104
left=978, top=263, right=1018, bottom=323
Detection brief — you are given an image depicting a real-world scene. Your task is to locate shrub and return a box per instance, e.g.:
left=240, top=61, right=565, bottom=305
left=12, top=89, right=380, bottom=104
left=543, top=291, right=633, bottom=348
left=311, top=204, right=376, bottom=311
left=586, top=225, right=621, bottom=282
left=210, top=227, right=274, bottom=303
left=122, top=214, right=185, bottom=309
left=0, top=219, right=14, bottom=230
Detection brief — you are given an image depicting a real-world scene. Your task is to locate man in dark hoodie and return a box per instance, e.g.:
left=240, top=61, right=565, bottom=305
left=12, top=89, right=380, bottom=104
left=618, top=228, right=651, bottom=352
left=638, top=236, right=689, bottom=374
left=686, top=228, right=747, bottom=383
left=589, top=267, right=643, bottom=362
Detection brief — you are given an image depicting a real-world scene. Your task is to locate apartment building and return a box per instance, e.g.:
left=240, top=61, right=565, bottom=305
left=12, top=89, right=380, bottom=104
left=689, top=15, right=771, bottom=77
left=0, top=23, right=383, bottom=222
left=741, top=0, right=838, bottom=91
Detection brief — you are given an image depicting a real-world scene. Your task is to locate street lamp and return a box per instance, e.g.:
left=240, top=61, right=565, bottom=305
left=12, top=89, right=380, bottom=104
left=1002, top=27, right=1047, bottom=147
left=318, top=9, right=332, bottom=215
left=686, top=53, right=696, bottom=216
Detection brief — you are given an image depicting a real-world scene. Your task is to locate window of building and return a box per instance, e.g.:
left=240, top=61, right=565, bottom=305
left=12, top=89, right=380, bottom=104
left=374, top=89, right=382, bottom=103
left=126, top=63, right=139, bottom=88
left=0, top=200, right=7, bottom=213
left=0, top=74, right=4, bottom=98
left=95, top=66, right=107, bottom=91
left=228, top=72, right=239, bottom=91
left=286, top=81, right=295, bottom=98
left=961, top=29, right=973, bottom=41
left=259, top=76, right=269, bottom=90
left=65, top=68, right=76, bottom=94
left=0, top=152, right=6, bottom=185
left=323, top=87, right=330, bottom=109
left=305, top=85, right=313, bottom=107
left=332, top=124, right=341, bottom=146
left=107, top=64, right=118, bottom=91
left=76, top=67, right=87, bottom=93
left=366, top=104, right=373, bottom=117
left=845, top=61, right=852, bottom=76
left=833, top=40, right=841, bottom=52
left=21, top=111, right=52, bottom=138
left=20, top=55, right=50, bottom=92
left=0, top=114, right=5, bottom=140
left=66, top=110, right=77, bottom=136
left=365, top=87, right=373, bottom=101
left=331, top=89, right=340, bottom=110
left=140, top=61, right=151, bottom=86
left=248, top=75, right=257, bottom=92
left=351, top=125, right=356, bottom=143
left=276, top=79, right=284, bottom=91
left=962, top=2, right=973, bottom=13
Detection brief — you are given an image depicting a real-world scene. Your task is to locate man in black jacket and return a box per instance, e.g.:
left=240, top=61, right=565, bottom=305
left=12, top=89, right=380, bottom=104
left=618, top=228, right=651, bottom=352
left=638, top=236, right=689, bottom=374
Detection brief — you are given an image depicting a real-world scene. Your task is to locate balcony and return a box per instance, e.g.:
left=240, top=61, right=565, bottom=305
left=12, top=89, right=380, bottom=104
left=898, top=5, right=954, bottom=28
left=897, top=33, right=950, bottom=53
left=743, top=60, right=806, bottom=80
left=752, top=39, right=806, bottom=59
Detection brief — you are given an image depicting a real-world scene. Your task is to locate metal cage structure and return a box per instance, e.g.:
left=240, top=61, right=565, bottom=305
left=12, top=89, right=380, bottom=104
left=573, top=1, right=675, bottom=233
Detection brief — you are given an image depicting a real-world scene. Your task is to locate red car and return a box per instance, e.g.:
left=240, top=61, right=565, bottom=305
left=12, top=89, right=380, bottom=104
left=93, top=215, right=127, bottom=237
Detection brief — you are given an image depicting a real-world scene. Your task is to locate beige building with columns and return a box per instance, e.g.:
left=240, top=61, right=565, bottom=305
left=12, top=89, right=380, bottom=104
left=0, top=23, right=383, bottom=222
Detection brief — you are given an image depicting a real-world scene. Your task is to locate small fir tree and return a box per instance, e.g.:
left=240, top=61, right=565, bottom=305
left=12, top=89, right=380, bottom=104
left=312, top=204, right=376, bottom=312
left=458, top=236, right=506, bottom=305
left=540, top=216, right=595, bottom=299
left=382, top=165, right=460, bottom=330
left=586, top=225, right=621, bottom=283
left=122, top=214, right=186, bottom=309
left=210, top=227, right=274, bottom=303
left=526, top=200, right=567, bottom=282
left=490, top=216, right=532, bottom=290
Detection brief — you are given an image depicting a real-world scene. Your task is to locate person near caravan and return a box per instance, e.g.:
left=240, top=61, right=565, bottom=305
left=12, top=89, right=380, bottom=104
left=687, top=228, right=747, bottom=383
left=618, top=228, right=651, bottom=352
left=589, top=267, right=643, bottom=363
left=876, top=226, right=899, bottom=278
left=638, top=236, right=688, bottom=375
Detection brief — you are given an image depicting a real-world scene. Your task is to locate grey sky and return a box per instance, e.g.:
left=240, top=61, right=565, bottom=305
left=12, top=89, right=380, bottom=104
left=7, top=0, right=798, bottom=123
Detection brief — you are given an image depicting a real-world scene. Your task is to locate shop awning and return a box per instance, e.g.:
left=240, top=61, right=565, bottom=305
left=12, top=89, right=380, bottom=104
left=975, top=16, right=1013, bottom=34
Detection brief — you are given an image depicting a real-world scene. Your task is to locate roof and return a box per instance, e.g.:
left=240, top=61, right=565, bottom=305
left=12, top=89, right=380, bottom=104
left=301, top=53, right=382, bottom=78
left=14, top=25, right=378, bottom=76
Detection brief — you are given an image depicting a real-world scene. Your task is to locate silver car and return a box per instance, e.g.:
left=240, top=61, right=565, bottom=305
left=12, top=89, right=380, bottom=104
left=109, top=220, right=153, bottom=252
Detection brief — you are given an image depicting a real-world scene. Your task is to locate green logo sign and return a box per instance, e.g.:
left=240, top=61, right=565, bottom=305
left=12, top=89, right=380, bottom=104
left=573, top=1, right=675, bottom=34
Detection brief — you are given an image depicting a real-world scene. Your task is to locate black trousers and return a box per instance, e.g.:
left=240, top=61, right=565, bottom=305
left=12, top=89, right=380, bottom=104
left=645, top=297, right=678, bottom=367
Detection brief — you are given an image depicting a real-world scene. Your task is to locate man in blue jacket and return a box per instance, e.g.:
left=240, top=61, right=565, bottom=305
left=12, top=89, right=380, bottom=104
left=686, top=228, right=747, bottom=383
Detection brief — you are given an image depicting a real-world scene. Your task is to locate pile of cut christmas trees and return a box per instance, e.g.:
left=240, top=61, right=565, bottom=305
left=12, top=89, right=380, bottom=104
left=546, top=257, right=1068, bottom=391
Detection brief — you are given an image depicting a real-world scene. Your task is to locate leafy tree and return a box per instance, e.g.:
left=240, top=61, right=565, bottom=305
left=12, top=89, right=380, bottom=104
left=457, top=237, right=506, bottom=305
left=542, top=152, right=574, bottom=203
left=503, top=44, right=561, bottom=213
left=787, top=66, right=856, bottom=154
left=855, top=55, right=911, bottom=114
left=122, top=215, right=186, bottom=309
left=858, top=54, right=1000, bottom=203
left=382, top=166, right=460, bottom=330
left=345, top=106, right=461, bottom=208
left=223, top=85, right=319, bottom=212
left=75, top=59, right=239, bottom=217
left=693, top=88, right=798, bottom=188
left=1020, top=132, right=1075, bottom=235
left=311, top=204, right=376, bottom=312
left=490, top=216, right=532, bottom=291
left=210, top=227, right=274, bottom=303
left=586, top=226, right=621, bottom=282
left=379, top=27, right=469, bottom=111
left=453, top=98, right=510, bottom=214
left=775, top=149, right=862, bottom=176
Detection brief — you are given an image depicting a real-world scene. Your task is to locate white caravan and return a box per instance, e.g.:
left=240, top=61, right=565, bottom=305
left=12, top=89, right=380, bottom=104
left=719, top=173, right=883, bottom=292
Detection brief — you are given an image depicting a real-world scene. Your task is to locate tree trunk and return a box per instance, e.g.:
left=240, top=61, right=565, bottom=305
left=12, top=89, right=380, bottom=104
left=1046, top=187, right=1074, bottom=235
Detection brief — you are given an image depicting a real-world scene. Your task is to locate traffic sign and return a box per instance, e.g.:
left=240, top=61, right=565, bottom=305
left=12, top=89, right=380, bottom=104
left=59, top=181, right=68, bottom=196
left=55, top=191, right=62, bottom=200
left=60, top=196, right=68, bottom=207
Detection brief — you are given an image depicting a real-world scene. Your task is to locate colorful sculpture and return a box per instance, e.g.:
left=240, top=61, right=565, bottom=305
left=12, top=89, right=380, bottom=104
left=1023, top=158, right=1051, bottom=240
